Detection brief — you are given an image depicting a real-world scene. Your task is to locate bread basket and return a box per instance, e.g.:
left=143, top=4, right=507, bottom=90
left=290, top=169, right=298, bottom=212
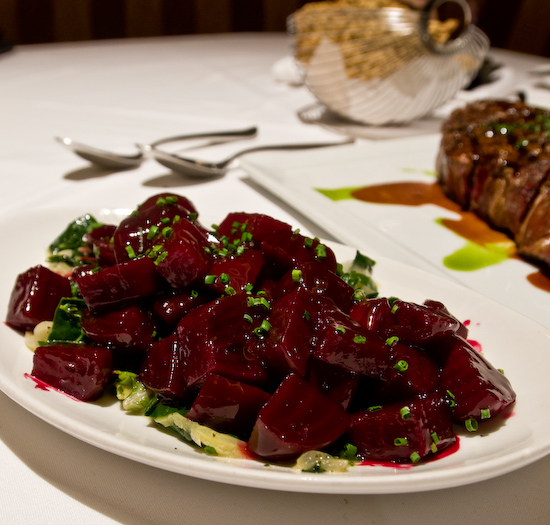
left=288, top=0, right=490, bottom=125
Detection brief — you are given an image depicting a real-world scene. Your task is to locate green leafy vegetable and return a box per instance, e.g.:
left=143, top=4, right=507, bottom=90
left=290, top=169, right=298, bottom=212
left=47, top=297, right=87, bottom=344
left=114, top=371, right=158, bottom=414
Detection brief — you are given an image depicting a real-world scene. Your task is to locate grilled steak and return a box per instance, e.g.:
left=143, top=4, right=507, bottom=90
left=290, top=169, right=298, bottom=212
left=436, top=99, right=550, bottom=267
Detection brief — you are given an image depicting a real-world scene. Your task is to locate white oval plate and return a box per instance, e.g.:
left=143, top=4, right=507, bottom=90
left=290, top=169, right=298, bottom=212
left=1, top=207, right=549, bottom=494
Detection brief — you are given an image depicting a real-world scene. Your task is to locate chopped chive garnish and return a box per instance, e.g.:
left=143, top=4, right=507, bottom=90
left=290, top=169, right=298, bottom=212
left=400, top=406, right=411, bottom=420
left=410, top=451, right=421, bottom=463
left=161, top=226, right=173, bottom=239
left=303, top=310, right=311, bottom=321
left=291, top=269, right=302, bottom=282
left=125, top=245, right=136, bottom=259
left=219, top=273, right=230, bottom=284
left=243, top=313, right=253, bottom=324
left=368, top=405, right=382, bottom=412
left=353, top=334, right=366, bottom=344
left=385, top=335, right=399, bottom=346
left=147, top=225, right=159, bottom=240
left=244, top=283, right=254, bottom=294
left=465, top=418, right=478, bottom=432
left=394, top=437, right=408, bottom=447
left=165, top=195, right=178, bottom=204
left=480, top=408, right=491, bottom=420
left=304, top=237, right=313, bottom=249
left=191, top=289, right=199, bottom=298
left=224, top=286, right=236, bottom=296
left=204, top=274, right=216, bottom=285
left=188, top=212, right=197, bottom=222
left=393, top=360, right=408, bottom=372
left=391, top=303, right=399, bottom=314
left=314, top=244, right=327, bottom=259
left=161, top=217, right=170, bottom=225
left=431, top=443, right=438, bottom=454
left=156, top=197, right=166, bottom=206
left=335, top=326, right=346, bottom=334
left=431, top=432, right=439, bottom=444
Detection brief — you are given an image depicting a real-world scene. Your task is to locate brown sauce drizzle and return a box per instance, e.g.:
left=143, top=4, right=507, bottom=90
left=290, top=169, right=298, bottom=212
left=351, top=181, right=550, bottom=292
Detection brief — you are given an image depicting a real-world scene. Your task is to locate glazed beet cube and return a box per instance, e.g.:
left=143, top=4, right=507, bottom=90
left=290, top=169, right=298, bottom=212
left=32, top=343, right=112, bottom=401
left=307, top=358, right=360, bottom=411
left=278, top=261, right=355, bottom=312
left=81, top=305, right=157, bottom=351
left=83, top=224, right=117, bottom=267
left=76, top=256, right=164, bottom=313
left=6, top=265, right=72, bottom=332
left=350, top=298, right=462, bottom=346
left=186, top=374, right=271, bottom=439
left=313, top=301, right=389, bottom=380
left=206, top=250, right=265, bottom=295
left=439, top=335, right=516, bottom=423
left=261, top=229, right=337, bottom=274
left=139, top=333, right=188, bottom=402
left=248, top=373, right=349, bottom=461
left=253, top=287, right=316, bottom=380
left=112, top=193, right=202, bottom=263
left=177, top=295, right=270, bottom=389
left=216, top=212, right=292, bottom=244
left=348, top=392, right=456, bottom=462
left=423, top=299, right=469, bottom=339
left=155, top=217, right=212, bottom=289
left=152, top=288, right=209, bottom=328
left=374, top=343, right=441, bottom=402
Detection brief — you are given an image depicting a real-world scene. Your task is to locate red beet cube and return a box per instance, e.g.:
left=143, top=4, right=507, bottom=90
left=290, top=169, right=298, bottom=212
left=261, top=229, right=337, bottom=274
left=313, top=301, right=389, bottom=380
left=6, top=265, right=72, bottom=332
left=186, top=374, right=271, bottom=439
left=307, top=358, right=360, bottom=411
left=439, top=334, right=516, bottom=423
left=32, top=343, right=112, bottom=401
left=76, top=256, right=163, bottom=313
left=205, top=249, right=265, bottom=295
left=155, top=217, right=212, bottom=289
left=177, top=295, right=270, bottom=389
left=216, top=212, right=292, bottom=244
left=348, top=392, right=456, bottom=462
left=139, top=333, right=188, bottom=402
left=253, top=287, right=316, bottom=380
left=248, top=373, right=349, bottom=461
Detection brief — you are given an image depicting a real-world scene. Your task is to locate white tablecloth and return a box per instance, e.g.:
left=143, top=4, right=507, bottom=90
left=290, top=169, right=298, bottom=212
left=1, top=33, right=550, bottom=524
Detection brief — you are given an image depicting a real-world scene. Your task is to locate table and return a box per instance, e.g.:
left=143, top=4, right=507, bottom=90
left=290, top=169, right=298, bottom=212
left=1, top=33, right=550, bottom=525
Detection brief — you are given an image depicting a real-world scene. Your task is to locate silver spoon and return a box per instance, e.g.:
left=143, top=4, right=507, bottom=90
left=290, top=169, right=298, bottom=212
left=55, top=126, right=258, bottom=170
left=143, top=137, right=355, bottom=178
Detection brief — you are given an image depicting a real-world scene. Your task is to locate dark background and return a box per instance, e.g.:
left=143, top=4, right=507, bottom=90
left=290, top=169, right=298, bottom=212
left=1, top=0, right=549, bottom=57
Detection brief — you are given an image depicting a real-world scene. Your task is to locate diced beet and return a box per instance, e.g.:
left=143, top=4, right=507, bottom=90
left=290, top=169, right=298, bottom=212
left=139, top=193, right=198, bottom=215
left=75, top=256, right=164, bottom=313
left=6, top=265, right=72, bottom=332
left=216, top=212, right=292, bottom=244
left=186, top=374, right=271, bottom=439
left=307, top=358, right=360, bottom=411
left=152, top=288, right=209, bottom=328
left=139, top=333, right=188, bottom=402
left=177, top=295, right=270, bottom=389
left=112, top=193, right=202, bottom=263
left=81, top=305, right=156, bottom=351
left=423, top=299, right=469, bottom=339
left=83, top=224, right=117, bottom=267
left=248, top=373, right=349, bottom=461
left=348, top=392, right=456, bottom=462
left=439, top=334, right=516, bottom=423
left=32, top=343, right=112, bottom=401
left=374, top=343, right=441, bottom=402
left=277, top=261, right=355, bottom=312
left=206, top=250, right=265, bottom=295
left=312, top=300, right=389, bottom=380
left=261, top=229, right=337, bottom=274
left=251, top=287, right=316, bottom=381
left=350, top=298, right=462, bottom=346
left=155, top=218, right=212, bottom=289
